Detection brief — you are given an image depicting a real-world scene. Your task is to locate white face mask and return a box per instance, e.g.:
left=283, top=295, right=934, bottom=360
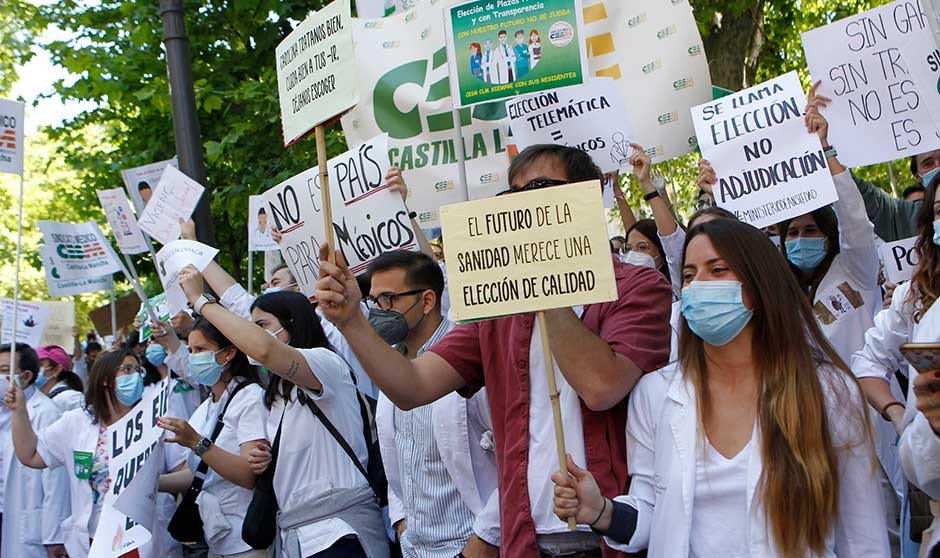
left=622, top=250, right=657, bottom=269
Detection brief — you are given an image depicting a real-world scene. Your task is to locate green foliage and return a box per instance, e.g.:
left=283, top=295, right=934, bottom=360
left=0, top=0, right=39, bottom=96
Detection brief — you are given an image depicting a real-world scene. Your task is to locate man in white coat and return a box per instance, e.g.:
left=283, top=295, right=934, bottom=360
left=492, top=30, right=516, bottom=84
left=0, top=343, right=70, bottom=558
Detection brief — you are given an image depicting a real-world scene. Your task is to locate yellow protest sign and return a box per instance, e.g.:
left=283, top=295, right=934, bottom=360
left=440, top=180, right=617, bottom=322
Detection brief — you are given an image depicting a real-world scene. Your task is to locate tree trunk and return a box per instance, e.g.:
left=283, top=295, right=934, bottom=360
left=701, top=1, right=766, bottom=91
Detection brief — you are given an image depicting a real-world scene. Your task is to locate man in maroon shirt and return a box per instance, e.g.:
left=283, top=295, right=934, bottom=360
left=316, top=145, right=672, bottom=558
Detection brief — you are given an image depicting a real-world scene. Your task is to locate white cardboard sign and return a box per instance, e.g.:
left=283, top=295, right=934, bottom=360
left=248, top=195, right=280, bottom=252
left=97, top=188, right=150, bottom=255
left=154, top=240, right=220, bottom=316
left=120, top=158, right=178, bottom=215
left=137, top=165, right=205, bottom=245
left=1, top=299, right=51, bottom=348
left=879, top=236, right=921, bottom=283
left=507, top=78, right=635, bottom=173
left=898, top=22, right=940, bottom=137
left=37, top=221, right=124, bottom=281
left=276, top=0, right=359, bottom=145
left=802, top=0, right=940, bottom=167
left=0, top=99, right=25, bottom=176
left=39, top=246, right=112, bottom=297
left=691, top=71, right=839, bottom=229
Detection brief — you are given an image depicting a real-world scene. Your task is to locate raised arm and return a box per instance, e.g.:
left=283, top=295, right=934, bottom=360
left=387, top=166, right=436, bottom=259
left=4, top=383, right=48, bottom=469
left=610, top=172, right=637, bottom=233
left=631, top=144, right=678, bottom=238
left=316, top=244, right=466, bottom=410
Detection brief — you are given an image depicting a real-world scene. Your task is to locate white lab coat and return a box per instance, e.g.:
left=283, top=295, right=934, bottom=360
left=606, top=362, right=889, bottom=557
left=853, top=281, right=940, bottom=552
left=492, top=41, right=515, bottom=84
left=2, top=389, right=70, bottom=558
left=377, top=390, right=499, bottom=540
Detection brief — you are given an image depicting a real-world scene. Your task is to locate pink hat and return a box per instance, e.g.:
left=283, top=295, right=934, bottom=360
left=37, top=345, right=70, bottom=371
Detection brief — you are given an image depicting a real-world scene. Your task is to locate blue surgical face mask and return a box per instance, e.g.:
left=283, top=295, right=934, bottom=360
left=934, top=219, right=940, bottom=247
left=188, top=349, right=228, bottom=386
left=145, top=344, right=167, bottom=367
left=115, top=373, right=144, bottom=406
left=681, top=280, right=754, bottom=347
left=921, top=167, right=940, bottom=188
left=785, top=237, right=827, bottom=272
left=33, top=367, right=50, bottom=389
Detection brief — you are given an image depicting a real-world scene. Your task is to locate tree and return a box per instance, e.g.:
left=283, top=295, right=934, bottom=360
left=0, top=0, right=39, bottom=96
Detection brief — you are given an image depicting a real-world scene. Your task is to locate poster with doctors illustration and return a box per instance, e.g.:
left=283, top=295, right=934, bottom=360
left=445, top=0, right=588, bottom=107
left=248, top=195, right=280, bottom=252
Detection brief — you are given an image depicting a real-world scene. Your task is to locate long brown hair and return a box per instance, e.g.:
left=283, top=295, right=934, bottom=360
left=909, top=177, right=940, bottom=322
left=679, top=219, right=871, bottom=557
left=85, top=348, right=135, bottom=424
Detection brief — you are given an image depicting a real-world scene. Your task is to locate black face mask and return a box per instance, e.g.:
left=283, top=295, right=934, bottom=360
left=367, top=299, right=425, bottom=346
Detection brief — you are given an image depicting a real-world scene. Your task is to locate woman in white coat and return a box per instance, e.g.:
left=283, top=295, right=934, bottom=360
left=0, top=344, right=70, bottom=558
left=36, top=345, right=85, bottom=412
left=853, top=176, right=940, bottom=552
left=552, top=219, right=888, bottom=557
left=6, top=348, right=188, bottom=558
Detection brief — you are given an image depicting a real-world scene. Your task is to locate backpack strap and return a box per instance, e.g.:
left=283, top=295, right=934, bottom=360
left=299, top=391, right=372, bottom=492
left=48, top=385, right=70, bottom=399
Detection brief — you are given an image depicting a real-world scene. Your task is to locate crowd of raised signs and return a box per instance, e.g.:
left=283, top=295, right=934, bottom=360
left=7, top=17, right=940, bottom=558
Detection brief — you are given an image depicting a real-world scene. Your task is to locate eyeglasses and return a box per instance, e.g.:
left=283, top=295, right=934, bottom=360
left=496, top=178, right=567, bottom=197
left=365, top=289, right=424, bottom=311
left=622, top=241, right=653, bottom=254
left=117, top=364, right=146, bottom=377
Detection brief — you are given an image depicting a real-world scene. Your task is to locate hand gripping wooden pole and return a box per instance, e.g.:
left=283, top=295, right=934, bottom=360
left=316, top=125, right=336, bottom=265
left=537, top=310, right=577, bottom=531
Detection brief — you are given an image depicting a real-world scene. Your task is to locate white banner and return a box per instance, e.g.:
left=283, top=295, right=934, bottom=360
left=880, top=236, right=921, bottom=283
left=691, top=71, right=839, bottom=229
left=38, top=300, right=76, bottom=350
left=276, top=0, right=359, bottom=145
left=355, top=0, right=414, bottom=17
left=898, top=22, right=940, bottom=136
left=508, top=78, right=634, bottom=173
left=120, top=158, right=178, bottom=215
left=97, top=188, right=150, bottom=255
left=0, top=99, right=25, bottom=176
left=89, top=378, right=172, bottom=558
left=1, top=299, right=51, bottom=348
left=802, top=0, right=940, bottom=167
left=263, top=134, right=418, bottom=295
left=137, top=166, right=205, bottom=245
left=39, top=246, right=112, bottom=298
left=37, top=221, right=124, bottom=281
left=248, top=195, right=280, bottom=252
left=154, top=240, right=220, bottom=316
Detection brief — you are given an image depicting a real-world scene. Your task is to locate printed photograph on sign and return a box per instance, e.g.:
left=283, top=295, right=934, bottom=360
left=248, top=195, right=280, bottom=252
left=137, top=165, right=205, bottom=245
left=446, top=0, right=588, bottom=107
left=691, top=71, right=839, bottom=229
left=119, top=158, right=178, bottom=215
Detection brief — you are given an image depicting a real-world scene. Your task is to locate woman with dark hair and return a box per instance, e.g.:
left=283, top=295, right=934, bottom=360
left=36, top=345, right=85, bottom=411
left=157, top=317, right=268, bottom=557
left=177, top=266, right=389, bottom=558
left=551, top=219, right=887, bottom=557
left=6, top=348, right=188, bottom=558
left=623, top=219, right=670, bottom=283
left=854, top=175, right=940, bottom=554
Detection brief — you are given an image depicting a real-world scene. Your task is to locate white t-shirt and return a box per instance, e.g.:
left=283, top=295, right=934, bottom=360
left=266, top=347, right=368, bottom=557
left=48, top=387, right=85, bottom=413
left=527, top=307, right=590, bottom=535
left=186, top=381, right=267, bottom=555
left=689, top=436, right=754, bottom=558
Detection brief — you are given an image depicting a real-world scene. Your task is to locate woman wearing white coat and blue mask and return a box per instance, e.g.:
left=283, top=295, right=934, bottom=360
left=551, top=219, right=888, bottom=557
left=157, top=317, right=269, bottom=558
left=0, top=343, right=70, bottom=558
left=5, top=348, right=189, bottom=558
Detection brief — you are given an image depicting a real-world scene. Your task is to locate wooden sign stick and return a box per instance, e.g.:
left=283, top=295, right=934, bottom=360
left=537, top=310, right=577, bottom=531
left=315, top=124, right=336, bottom=265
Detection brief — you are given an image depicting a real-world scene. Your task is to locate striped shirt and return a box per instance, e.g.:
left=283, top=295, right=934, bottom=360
left=394, top=318, right=475, bottom=558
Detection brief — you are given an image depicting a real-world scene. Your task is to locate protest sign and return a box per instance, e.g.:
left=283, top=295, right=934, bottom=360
left=263, top=134, right=418, bottom=294
left=137, top=165, right=205, bottom=245
left=445, top=0, right=588, bottom=107
left=136, top=293, right=172, bottom=343
left=0, top=99, right=25, bottom=175
left=898, top=22, right=940, bottom=134
left=802, top=0, right=940, bottom=167
left=581, top=0, right=712, bottom=163
left=880, top=236, right=921, bottom=283
left=89, top=293, right=139, bottom=338
left=1, top=299, right=51, bottom=348
left=154, top=240, right=220, bottom=316
left=248, top=195, right=280, bottom=252
left=355, top=0, right=414, bottom=17
left=342, top=1, right=512, bottom=227
left=39, top=245, right=112, bottom=297
left=439, top=180, right=617, bottom=322
left=276, top=0, right=359, bottom=145
left=98, top=188, right=150, bottom=255
left=37, top=221, right=124, bottom=281
left=39, top=300, right=76, bottom=350
left=691, top=71, right=839, bottom=229
left=120, top=158, right=178, bottom=215
left=89, top=378, right=172, bottom=558
left=507, top=78, right=634, bottom=173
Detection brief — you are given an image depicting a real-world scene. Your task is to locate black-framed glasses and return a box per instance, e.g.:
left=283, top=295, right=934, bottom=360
left=365, top=289, right=424, bottom=311
left=496, top=178, right=567, bottom=196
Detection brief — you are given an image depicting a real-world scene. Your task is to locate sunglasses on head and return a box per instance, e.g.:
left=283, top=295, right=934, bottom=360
left=496, top=178, right=568, bottom=197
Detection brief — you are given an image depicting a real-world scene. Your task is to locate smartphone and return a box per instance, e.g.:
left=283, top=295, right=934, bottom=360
left=900, top=343, right=940, bottom=374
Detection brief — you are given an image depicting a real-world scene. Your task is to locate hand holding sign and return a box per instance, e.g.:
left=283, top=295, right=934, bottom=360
left=315, top=243, right=365, bottom=328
